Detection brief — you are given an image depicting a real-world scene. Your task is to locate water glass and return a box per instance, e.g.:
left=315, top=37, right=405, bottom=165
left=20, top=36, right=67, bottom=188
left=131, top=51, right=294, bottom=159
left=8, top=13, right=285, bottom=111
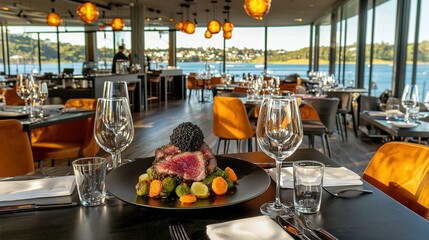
left=385, top=100, right=400, bottom=121
left=293, top=160, right=325, bottom=214
left=72, top=157, right=107, bottom=207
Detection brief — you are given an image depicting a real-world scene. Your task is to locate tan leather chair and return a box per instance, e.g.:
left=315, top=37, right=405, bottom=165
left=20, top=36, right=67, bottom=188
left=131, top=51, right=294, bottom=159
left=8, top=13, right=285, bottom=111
left=213, top=96, right=256, bottom=154
left=363, top=142, right=429, bottom=220
left=187, top=75, right=201, bottom=101
left=2, top=86, right=25, bottom=105
left=0, top=120, right=35, bottom=177
left=31, top=98, right=99, bottom=167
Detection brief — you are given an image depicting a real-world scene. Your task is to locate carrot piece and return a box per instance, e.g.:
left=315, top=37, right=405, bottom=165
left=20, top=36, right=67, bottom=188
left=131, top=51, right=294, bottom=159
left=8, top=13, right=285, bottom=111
left=225, top=167, right=237, bottom=182
left=179, top=194, right=197, bottom=203
left=212, top=177, right=228, bottom=195
left=149, top=179, right=162, bottom=197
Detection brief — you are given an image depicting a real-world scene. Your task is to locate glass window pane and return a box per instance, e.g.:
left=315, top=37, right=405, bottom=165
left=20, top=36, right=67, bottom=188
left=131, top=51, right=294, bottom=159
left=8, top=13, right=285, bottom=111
left=416, top=0, right=429, bottom=100
left=59, top=30, right=85, bottom=75
left=7, top=27, right=41, bottom=75
left=343, top=0, right=358, bottom=87
left=176, top=27, right=223, bottom=75
left=267, top=26, right=310, bottom=78
left=369, top=0, right=396, bottom=96
left=364, top=1, right=375, bottom=90
left=97, top=31, right=114, bottom=71
left=225, top=27, right=265, bottom=78
left=145, top=30, right=169, bottom=70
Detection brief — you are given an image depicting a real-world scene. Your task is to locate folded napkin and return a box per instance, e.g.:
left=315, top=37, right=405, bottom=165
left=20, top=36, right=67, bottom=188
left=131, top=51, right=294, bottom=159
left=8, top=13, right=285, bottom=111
left=207, top=215, right=293, bottom=240
left=268, top=167, right=362, bottom=188
left=367, top=110, right=403, bottom=117
left=0, top=176, right=76, bottom=202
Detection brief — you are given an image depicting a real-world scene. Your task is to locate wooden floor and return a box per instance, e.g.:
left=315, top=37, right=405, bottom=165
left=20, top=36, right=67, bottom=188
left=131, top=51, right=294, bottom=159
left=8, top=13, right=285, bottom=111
left=94, top=95, right=384, bottom=176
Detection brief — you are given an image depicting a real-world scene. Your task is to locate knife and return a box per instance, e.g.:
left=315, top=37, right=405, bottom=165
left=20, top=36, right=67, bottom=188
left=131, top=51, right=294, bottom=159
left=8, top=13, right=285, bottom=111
left=301, top=216, right=338, bottom=240
left=0, top=202, right=78, bottom=213
left=276, top=216, right=311, bottom=240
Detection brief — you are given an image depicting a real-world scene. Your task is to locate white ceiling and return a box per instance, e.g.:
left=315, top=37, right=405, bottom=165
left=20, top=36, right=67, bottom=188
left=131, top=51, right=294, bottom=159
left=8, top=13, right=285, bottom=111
left=0, top=0, right=340, bottom=28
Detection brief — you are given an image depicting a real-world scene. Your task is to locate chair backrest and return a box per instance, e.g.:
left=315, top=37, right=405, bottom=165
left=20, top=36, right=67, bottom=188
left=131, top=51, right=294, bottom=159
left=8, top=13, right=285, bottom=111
left=213, top=96, right=254, bottom=139
left=296, top=85, right=307, bottom=94
left=358, top=95, right=380, bottom=112
left=3, top=87, right=25, bottom=106
left=0, top=120, right=34, bottom=177
left=209, top=77, right=223, bottom=85
left=299, top=103, right=320, bottom=121
left=187, top=76, right=199, bottom=89
left=31, top=98, right=98, bottom=157
left=326, top=91, right=352, bottom=112
left=304, top=98, right=339, bottom=133
left=232, top=86, right=248, bottom=93
left=362, top=142, right=429, bottom=220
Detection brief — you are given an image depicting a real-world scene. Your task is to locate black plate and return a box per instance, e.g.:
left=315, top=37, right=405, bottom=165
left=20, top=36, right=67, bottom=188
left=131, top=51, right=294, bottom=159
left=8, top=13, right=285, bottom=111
left=0, top=111, right=29, bottom=119
left=106, top=156, right=271, bottom=210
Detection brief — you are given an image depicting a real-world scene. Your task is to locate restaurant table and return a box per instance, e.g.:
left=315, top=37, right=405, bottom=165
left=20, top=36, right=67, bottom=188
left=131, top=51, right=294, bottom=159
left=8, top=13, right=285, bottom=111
left=0, top=149, right=428, bottom=240
left=360, top=111, right=429, bottom=140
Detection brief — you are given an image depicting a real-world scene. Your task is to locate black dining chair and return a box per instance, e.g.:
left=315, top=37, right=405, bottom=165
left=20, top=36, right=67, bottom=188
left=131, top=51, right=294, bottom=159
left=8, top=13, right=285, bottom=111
left=327, top=92, right=353, bottom=141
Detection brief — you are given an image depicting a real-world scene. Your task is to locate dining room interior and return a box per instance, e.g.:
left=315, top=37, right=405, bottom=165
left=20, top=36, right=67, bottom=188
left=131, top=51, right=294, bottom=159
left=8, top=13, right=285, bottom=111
left=0, top=0, right=428, bottom=239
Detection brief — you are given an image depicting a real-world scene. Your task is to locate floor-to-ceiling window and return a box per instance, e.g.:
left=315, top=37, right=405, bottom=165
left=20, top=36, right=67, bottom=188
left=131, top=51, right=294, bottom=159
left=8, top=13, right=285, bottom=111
left=414, top=0, right=429, bottom=100
left=145, top=29, right=170, bottom=70
left=58, top=27, right=85, bottom=74
left=96, top=31, right=114, bottom=71
left=267, top=26, right=310, bottom=78
left=318, top=18, right=331, bottom=73
left=343, top=0, right=359, bottom=87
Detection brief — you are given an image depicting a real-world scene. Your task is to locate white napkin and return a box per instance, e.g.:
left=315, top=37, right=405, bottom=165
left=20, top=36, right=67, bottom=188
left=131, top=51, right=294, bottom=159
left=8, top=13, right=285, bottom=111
left=206, top=215, right=293, bottom=240
left=268, top=167, right=363, bottom=188
left=0, top=176, right=76, bottom=202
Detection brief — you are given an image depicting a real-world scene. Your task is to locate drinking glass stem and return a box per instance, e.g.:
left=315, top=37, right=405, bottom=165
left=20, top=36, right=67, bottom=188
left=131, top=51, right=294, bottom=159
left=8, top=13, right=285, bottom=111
left=274, top=143, right=283, bottom=209
left=111, top=151, right=121, bottom=169
left=404, top=108, right=409, bottom=122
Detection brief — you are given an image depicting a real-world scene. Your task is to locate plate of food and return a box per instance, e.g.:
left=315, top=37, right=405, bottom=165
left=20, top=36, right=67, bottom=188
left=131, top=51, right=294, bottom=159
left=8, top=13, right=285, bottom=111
left=0, top=111, right=29, bottom=119
left=106, top=122, right=271, bottom=210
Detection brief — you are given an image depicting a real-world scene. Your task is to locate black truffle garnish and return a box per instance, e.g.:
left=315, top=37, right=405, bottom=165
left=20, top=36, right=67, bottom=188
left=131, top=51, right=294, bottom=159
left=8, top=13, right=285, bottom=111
left=170, top=122, right=205, bottom=152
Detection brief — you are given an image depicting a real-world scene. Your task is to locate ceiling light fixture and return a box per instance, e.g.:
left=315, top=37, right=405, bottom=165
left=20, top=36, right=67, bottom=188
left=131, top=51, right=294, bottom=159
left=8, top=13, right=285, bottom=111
left=46, top=0, right=62, bottom=26
left=223, top=30, right=232, bottom=39
left=222, top=5, right=233, bottom=33
left=243, top=0, right=272, bottom=20
left=208, top=1, right=221, bottom=34
left=183, top=4, right=195, bottom=34
left=111, top=5, right=124, bottom=31
left=204, top=9, right=212, bottom=39
left=77, top=1, right=100, bottom=24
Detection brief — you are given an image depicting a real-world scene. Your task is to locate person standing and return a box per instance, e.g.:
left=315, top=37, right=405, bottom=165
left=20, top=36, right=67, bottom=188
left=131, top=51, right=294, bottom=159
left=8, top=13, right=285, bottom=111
left=112, top=45, right=128, bottom=74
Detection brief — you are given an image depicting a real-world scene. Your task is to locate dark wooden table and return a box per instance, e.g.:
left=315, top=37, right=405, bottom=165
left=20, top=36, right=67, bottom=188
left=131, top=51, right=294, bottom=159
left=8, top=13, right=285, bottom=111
left=360, top=111, right=429, bottom=139
left=0, top=149, right=428, bottom=239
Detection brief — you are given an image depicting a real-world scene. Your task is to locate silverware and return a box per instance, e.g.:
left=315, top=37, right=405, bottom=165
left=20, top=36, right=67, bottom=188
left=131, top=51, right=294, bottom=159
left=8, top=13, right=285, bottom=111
left=325, top=188, right=373, bottom=197
left=292, top=214, right=321, bottom=240
left=0, top=202, right=78, bottom=213
left=301, top=216, right=338, bottom=240
left=276, top=216, right=311, bottom=240
left=169, top=224, right=190, bottom=240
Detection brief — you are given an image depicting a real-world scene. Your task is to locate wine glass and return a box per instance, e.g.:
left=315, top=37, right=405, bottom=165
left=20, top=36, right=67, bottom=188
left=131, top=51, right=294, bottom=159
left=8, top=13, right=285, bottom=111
left=401, top=84, right=419, bottom=123
left=423, top=91, right=429, bottom=110
left=94, top=97, right=134, bottom=169
left=15, top=74, right=33, bottom=112
left=38, top=82, right=48, bottom=118
left=103, top=81, right=130, bottom=101
left=256, top=95, right=303, bottom=217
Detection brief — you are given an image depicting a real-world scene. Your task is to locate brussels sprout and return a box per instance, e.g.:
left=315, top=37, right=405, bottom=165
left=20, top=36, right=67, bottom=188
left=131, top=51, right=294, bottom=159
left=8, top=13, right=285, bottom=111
left=135, top=181, right=149, bottom=196
left=191, top=182, right=210, bottom=198
left=146, top=167, right=153, bottom=179
left=160, top=188, right=171, bottom=198
left=175, top=183, right=191, bottom=197
left=226, top=178, right=234, bottom=189
left=138, top=173, right=150, bottom=182
left=213, top=167, right=227, bottom=178
left=162, top=176, right=177, bottom=192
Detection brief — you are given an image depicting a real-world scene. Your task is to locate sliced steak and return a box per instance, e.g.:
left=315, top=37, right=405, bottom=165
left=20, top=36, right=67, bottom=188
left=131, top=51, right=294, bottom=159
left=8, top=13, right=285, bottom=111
left=152, top=151, right=208, bottom=181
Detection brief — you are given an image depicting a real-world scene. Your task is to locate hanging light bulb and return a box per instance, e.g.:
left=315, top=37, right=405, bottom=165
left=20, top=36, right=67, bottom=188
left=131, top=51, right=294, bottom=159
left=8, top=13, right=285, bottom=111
left=205, top=29, right=212, bottom=39
left=243, top=0, right=272, bottom=20
left=46, top=0, right=61, bottom=26
left=208, top=1, right=221, bottom=34
left=222, top=5, right=234, bottom=32
left=46, top=9, right=62, bottom=26
left=77, top=1, right=99, bottom=24
left=223, top=31, right=232, bottom=39
left=111, top=17, right=124, bottom=31
left=183, top=5, right=195, bottom=34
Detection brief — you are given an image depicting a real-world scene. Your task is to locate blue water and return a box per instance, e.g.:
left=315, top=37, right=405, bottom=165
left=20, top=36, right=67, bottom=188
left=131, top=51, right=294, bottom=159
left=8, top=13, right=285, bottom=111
left=7, top=61, right=429, bottom=99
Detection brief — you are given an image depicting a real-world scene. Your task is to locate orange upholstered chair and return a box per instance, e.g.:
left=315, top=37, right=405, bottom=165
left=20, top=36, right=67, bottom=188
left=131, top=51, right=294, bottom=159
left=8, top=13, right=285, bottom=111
left=187, top=75, right=201, bottom=101
left=31, top=98, right=99, bottom=167
left=363, top=142, right=429, bottom=220
left=213, top=96, right=256, bottom=154
left=2, top=86, right=25, bottom=105
left=0, top=120, right=35, bottom=177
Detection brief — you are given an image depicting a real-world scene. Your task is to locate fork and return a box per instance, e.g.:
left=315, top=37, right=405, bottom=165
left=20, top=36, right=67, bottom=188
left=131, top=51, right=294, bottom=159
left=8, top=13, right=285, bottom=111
left=327, top=188, right=373, bottom=197
left=169, top=224, right=190, bottom=240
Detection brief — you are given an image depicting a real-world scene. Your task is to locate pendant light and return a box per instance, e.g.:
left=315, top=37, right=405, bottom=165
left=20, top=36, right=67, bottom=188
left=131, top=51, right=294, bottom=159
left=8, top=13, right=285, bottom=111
left=176, top=12, right=184, bottom=30
left=46, top=0, right=61, bottom=26
left=222, top=5, right=233, bottom=32
left=183, top=4, right=195, bottom=34
left=223, top=31, right=232, bottom=40
left=111, top=5, right=124, bottom=31
left=243, top=0, right=272, bottom=20
left=204, top=9, right=212, bottom=39
left=77, top=1, right=99, bottom=24
left=207, top=1, right=221, bottom=34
